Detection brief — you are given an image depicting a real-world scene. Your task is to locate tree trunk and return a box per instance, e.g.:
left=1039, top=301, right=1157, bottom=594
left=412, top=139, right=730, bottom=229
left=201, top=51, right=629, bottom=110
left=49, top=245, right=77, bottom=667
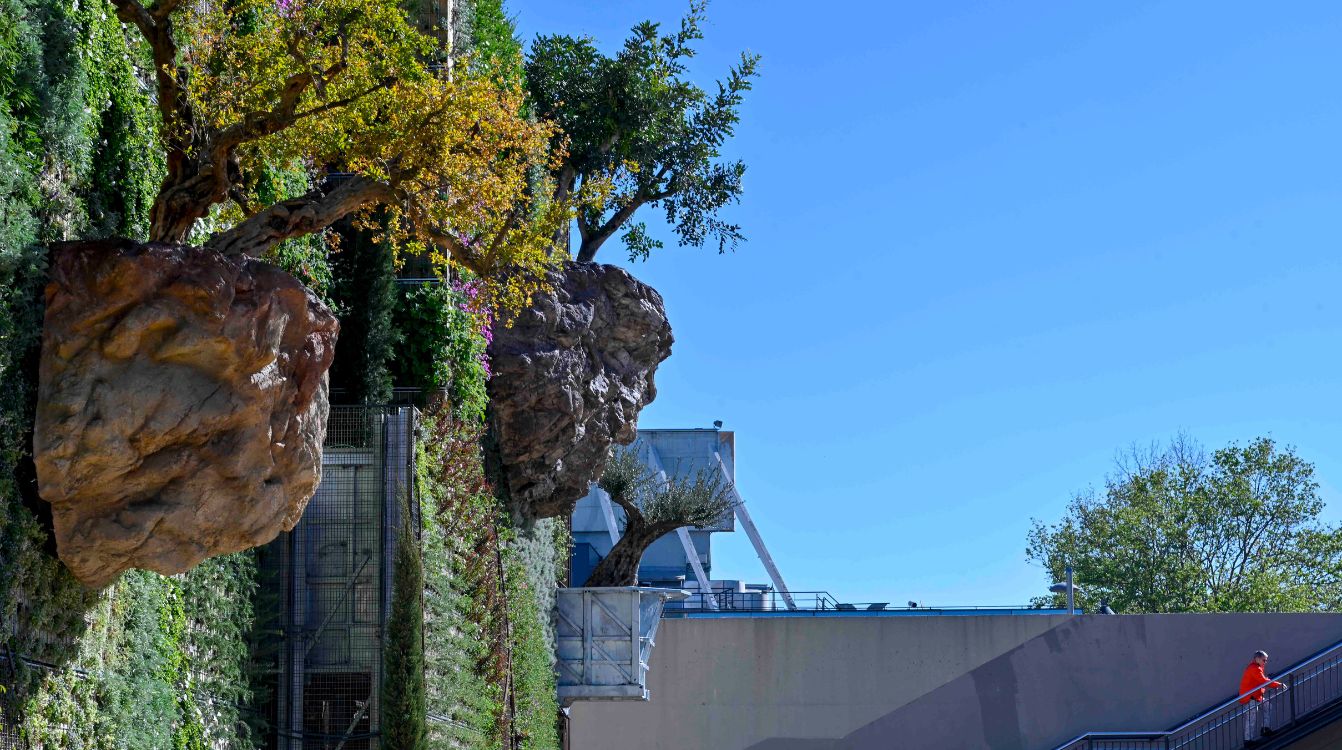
left=583, top=524, right=673, bottom=587
left=575, top=241, right=599, bottom=263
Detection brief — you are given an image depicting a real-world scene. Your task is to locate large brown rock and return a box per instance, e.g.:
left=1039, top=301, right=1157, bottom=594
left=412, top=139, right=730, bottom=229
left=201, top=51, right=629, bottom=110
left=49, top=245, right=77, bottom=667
left=487, top=261, right=673, bottom=520
left=34, top=239, right=338, bottom=588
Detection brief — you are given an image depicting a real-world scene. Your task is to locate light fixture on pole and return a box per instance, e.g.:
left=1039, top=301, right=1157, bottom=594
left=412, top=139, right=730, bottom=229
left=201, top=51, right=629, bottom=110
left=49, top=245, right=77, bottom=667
left=1049, top=565, right=1081, bottom=615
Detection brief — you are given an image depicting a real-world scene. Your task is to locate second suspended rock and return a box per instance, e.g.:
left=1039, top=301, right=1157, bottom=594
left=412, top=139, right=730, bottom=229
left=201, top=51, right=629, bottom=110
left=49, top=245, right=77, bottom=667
left=487, top=261, right=673, bottom=521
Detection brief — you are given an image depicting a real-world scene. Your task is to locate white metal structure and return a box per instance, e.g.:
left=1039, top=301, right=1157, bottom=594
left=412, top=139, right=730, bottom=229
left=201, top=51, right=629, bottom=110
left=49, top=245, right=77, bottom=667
left=554, top=587, right=688, bottom=703
left=714, top=452, right=797, bottom=610
left=593, top=487, right=621, bottom=547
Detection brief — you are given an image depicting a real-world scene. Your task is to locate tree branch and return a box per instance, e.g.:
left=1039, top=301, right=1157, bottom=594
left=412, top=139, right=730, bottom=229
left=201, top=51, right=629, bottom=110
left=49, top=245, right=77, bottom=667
left=575, top=195, right=645, bottom=263
left=205, top=175, right=396, bottom=257
left=110, top=0, right=153, bottom=30
left=149, top=0, right=184, bottom=20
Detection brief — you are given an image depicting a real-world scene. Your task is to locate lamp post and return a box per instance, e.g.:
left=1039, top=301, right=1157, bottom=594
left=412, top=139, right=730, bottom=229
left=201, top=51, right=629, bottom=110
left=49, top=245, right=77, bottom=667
left=1049, top=565, right=1080, bottom=615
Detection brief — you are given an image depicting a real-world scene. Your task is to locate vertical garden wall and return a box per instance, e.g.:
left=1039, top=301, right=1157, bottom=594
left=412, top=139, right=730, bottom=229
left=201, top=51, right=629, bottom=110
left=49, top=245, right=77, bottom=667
left=0, top=2, right=263, bottom=746
left=0, top=0, right=566, bottom=747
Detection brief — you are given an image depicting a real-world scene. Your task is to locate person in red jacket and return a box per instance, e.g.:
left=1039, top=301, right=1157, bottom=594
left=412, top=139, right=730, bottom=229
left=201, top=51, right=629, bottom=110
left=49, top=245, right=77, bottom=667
left=1241, top=650, right=1285, bottom=745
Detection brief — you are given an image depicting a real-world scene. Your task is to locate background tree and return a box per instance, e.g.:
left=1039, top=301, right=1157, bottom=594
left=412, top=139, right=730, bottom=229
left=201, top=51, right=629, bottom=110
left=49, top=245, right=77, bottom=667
left=106, top=0, right=565, bottom=311
left=584, top=448, right=734, bottom=587
left=1028, top=435, right=1342, bottom=613
left=526, top=1, right=760, bottom=263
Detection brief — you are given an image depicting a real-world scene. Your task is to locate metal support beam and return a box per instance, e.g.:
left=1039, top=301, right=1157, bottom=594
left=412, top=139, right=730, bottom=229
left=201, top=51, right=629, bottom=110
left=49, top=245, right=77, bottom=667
left=715, top=453, right=797, bottom=610
left=674, top=527, right=714, bottom=602
left=594, top=486, right=621, bottom=547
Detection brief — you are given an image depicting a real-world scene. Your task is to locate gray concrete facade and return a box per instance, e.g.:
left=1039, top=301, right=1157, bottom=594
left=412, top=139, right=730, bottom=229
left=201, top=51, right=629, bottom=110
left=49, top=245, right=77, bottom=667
left=569, top=613, right=1071, bottom=749
left=568, top=613, right=1342, bottom=750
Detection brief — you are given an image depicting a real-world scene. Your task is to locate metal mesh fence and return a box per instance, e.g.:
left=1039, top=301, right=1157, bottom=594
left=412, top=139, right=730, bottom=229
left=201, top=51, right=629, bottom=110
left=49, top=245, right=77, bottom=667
left=256, top=405, right=418, bottom=750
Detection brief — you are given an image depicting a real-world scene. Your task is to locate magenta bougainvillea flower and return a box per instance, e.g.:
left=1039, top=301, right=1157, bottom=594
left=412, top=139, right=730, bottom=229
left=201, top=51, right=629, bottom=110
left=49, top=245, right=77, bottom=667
left=452, top=278, right=493, bottom=378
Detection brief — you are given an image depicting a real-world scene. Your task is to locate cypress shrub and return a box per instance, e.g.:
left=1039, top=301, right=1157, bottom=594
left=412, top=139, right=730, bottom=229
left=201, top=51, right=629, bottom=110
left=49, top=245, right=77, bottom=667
left=383, top=519, right=428, bottom=750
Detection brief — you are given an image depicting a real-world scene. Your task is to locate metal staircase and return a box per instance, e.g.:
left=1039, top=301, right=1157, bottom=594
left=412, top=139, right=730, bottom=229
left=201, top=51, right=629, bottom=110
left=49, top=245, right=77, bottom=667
left=1053, top=638, right=1342, bottom=750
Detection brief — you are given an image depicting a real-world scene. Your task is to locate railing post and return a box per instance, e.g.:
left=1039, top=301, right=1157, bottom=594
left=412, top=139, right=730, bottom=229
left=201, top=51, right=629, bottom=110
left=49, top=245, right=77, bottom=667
left=1288, top=672, right=1296, bottom=725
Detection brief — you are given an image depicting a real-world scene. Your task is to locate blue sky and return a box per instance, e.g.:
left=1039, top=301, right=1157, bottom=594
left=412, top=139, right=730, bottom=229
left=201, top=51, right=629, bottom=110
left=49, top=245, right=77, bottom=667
left=507, top=1, right=1342, bottom=605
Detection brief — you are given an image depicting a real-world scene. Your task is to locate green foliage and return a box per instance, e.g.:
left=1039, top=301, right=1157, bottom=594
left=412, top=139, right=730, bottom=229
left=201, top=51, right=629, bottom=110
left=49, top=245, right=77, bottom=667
left=0, top=556, right=262, bottom=749
left=1028, top=435, right=1342, bottom=614
left=329, top=220, right=399, bottom=405
left=422, top=466, right=497, bottom=749
left=588, top=448, right=734, bottom=587
left=0, top=3, right=256, bottom=743
left=0, top=0, right=160, bottom=243
left=463, top=0, right=524, bottom=86
left=391, top=282, right=490, bottom=422
left=417, top=413, right=561, bottom=750
left=502, top=552, right=559, bottom=750
left=101, top=572, right=178, bottom=750
left=419, top=419, right=503, bottom=750
left=385, top=518, right=429, bottom=750
left=526, top=0, right=760, bottom=262
left=181, top=553, right=260, bottom=748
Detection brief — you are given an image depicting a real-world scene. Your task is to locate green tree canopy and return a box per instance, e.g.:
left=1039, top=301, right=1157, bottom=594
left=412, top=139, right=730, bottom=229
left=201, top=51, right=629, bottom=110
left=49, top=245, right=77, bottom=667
left=1028, top=435, right=1342, bottom=614
left=526, top=0, right=760, bottom=263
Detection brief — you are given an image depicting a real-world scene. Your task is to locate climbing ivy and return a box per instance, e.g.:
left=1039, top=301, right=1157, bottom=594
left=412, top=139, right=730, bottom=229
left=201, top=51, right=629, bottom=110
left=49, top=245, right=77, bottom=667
left=391, top=280, right=490, bottom=422
left=417, top=409, right=563, bottom=750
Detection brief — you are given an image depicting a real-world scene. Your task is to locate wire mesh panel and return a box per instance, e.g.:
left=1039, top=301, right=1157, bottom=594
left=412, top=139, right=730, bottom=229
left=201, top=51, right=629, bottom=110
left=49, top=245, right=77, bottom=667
left=0, top=697, right=21, bottom=750
left=257, top=406, right=417, bottom=750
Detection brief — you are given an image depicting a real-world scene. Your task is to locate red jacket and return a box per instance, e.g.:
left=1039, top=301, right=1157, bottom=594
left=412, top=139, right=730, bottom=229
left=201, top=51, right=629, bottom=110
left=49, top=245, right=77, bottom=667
left=1239, top=662, right=1283, bottom=704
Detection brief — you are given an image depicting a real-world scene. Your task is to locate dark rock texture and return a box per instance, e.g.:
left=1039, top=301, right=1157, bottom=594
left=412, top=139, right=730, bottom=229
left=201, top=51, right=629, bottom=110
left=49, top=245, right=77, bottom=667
left=487, top=261, right=673, bottom=520
left=34, top=239, right=338, bottom=587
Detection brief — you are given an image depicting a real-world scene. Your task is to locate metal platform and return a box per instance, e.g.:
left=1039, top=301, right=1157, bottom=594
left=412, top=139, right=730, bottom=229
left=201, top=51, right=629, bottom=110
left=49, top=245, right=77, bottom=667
left=555, top=587, right=688, bottom=704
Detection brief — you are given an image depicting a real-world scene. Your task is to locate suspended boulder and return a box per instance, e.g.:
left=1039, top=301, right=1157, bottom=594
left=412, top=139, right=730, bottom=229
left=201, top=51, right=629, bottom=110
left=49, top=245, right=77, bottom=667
left=34, top=239, right=338, bottom=588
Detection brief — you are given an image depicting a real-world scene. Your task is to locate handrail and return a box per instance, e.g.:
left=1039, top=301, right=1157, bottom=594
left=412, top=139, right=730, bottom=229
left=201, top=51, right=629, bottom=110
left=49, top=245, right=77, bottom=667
left=665, top=588, right=1064, bottom=615
left=1052, top=637, right=1342, bottom=750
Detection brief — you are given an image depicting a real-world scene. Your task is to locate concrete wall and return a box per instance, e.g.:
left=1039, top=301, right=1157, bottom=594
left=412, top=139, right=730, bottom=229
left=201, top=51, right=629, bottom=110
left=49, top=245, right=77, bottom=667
left=568, top=613, right=1342, bottom=750
left=569, top=613, right=1072, bottom=750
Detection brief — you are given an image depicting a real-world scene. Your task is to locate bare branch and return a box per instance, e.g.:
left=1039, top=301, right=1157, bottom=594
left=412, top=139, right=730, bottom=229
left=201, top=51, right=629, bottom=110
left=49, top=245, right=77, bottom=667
left=205, top=175, right=396, bottom=257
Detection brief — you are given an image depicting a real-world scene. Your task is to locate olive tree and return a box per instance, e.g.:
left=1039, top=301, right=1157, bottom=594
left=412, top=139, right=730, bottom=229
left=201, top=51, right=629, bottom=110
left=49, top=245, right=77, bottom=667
left=106, top=0, right=564, bottom=310
left=583, top=447, right=735, bottom=587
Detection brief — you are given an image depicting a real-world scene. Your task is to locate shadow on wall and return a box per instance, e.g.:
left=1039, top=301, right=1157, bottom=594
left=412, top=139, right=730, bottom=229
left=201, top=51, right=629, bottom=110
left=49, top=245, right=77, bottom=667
left=746, top=614, right=1342, bottom=750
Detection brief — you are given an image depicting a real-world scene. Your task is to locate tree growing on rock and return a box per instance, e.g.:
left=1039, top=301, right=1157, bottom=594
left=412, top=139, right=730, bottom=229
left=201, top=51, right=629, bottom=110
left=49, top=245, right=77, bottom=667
left=526, top=0, right=760, bottom=263
left=108, top=0, right=563, bottom=309
left=31, top=0, right=572, bottom=587
left=583, top=447, right=734, bottom=587
left=1028, top=435, right=1342, bottom=613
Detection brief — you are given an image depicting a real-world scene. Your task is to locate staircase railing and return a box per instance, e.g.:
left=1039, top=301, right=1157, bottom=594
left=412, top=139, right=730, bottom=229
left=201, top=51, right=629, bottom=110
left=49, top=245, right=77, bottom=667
left=1053, top=638, right=1342, bottom=750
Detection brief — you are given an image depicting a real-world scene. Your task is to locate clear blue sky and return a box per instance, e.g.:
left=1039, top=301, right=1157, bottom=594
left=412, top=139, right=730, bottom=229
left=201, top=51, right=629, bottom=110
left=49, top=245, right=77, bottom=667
left=507, top=1, right=1342, bottom=606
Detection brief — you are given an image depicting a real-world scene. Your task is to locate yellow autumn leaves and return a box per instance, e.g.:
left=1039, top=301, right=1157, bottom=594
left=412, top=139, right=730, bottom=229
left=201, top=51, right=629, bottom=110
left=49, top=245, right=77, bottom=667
left=179, top=0, right=569, bottom=315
